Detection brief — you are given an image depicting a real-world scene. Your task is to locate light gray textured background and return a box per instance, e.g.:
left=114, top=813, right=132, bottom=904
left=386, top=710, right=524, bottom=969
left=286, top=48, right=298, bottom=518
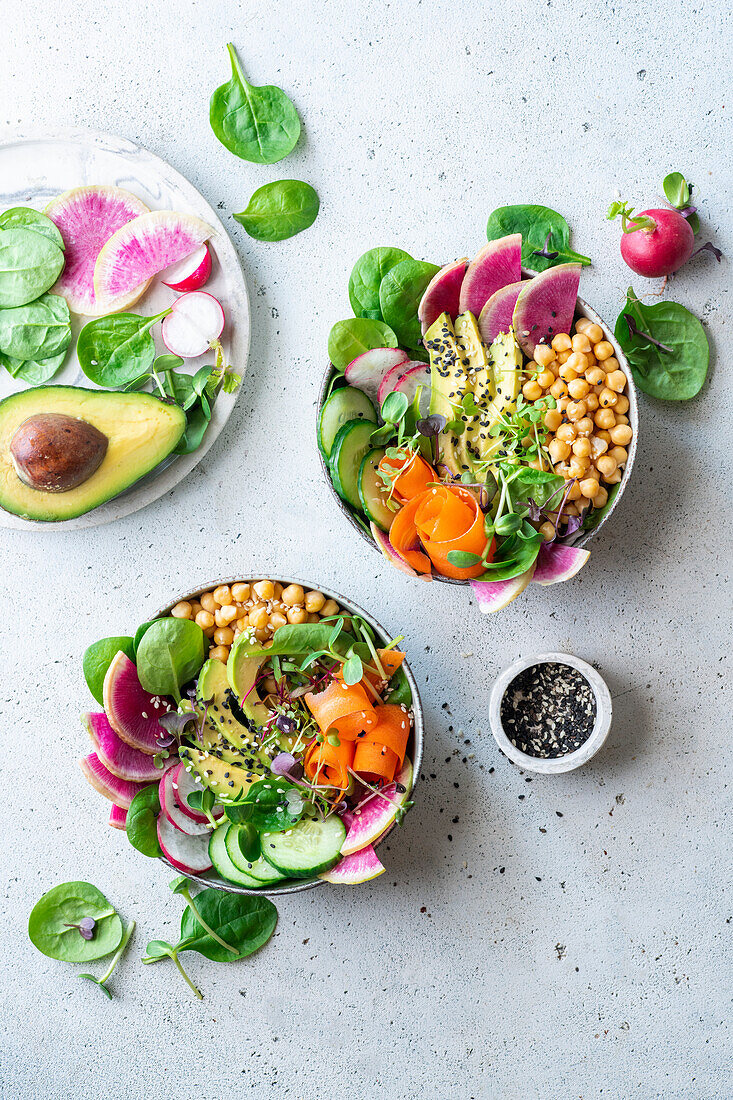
left=1, top=2, right=731, bottom=1098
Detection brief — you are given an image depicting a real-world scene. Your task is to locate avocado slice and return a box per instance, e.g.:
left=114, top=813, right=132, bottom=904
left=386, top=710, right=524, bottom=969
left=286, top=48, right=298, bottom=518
left=425, top=311, right=467, bottom=477
left=226, top=635, right=270, bottom=727
left=180, top=743, right=265, bottom=798
left=0, top=385, right=186, bottom=522
left=197, top=658, right=265, bottom=751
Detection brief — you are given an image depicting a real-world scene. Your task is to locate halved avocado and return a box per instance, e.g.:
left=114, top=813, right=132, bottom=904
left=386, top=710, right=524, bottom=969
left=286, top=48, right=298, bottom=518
left=0, top=385, right=186, bottom=521
left=197, top=658, right=265, bottom=750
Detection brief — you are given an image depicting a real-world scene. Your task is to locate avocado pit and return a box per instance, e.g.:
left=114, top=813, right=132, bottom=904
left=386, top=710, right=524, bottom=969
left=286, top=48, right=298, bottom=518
left=10, top=412, right=108, bottom=492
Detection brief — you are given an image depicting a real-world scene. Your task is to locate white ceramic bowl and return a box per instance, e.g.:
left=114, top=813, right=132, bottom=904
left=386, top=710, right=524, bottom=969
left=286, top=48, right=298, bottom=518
left=488, top=651, right=612, bottom=774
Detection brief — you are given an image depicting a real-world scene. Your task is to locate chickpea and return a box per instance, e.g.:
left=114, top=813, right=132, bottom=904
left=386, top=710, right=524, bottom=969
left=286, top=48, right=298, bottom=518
left=190, top=601, right=202, bottom=619
left=575, top=416, right=595, bottom=437
left=604, top=468, right=623, bottom=485
left=602, top=356, right=620, bottom=373
left=609, top=446, right=628, bottom=465
left=556, top=350, right=572, bottom=365
left=567, top=481, right=582, bottom=501
left=599, top=387, right=618, bottom=408
left=585, top=322, right=604, bottom=344
left=269, top=611, right=288, bottom=630
left=231, top=582, right=251, bottom=603
left=590, top=436, right=609, bottom=459
left=615, top=415, right=629, bottom=427
left=574, top=317, right=592, bottom=334
left=195, top=610, right=214, bottom=630
left=522, top=379, right=543, bottom=401
left=217, top=604, right=239, bottom=627
left=304, top=590, right=325, bottom=614
left=287, top=606, right=308, bottom=625
left=567, top=400, right=588, bottom=422
left=596, top=454, right=618, bottom=479
left=249, top=606, right=269, bottom=630
left=585, top=365, right=606, bottom=386
left=171, top=601, right=192, bottom=620
left=235, top=617, right=248, bottom=634
left=566, top=352, right=589, bottom=373
left=262, top=675, right=278, bottom=695
left=592, top=486, right=609, bottom=509
left=533, top=343, right=556, bottom=367
left=253, top=579, right=275, bottom=600
left=554, top=462, right=571, bottom=479
left=556, top=423, right=576, bottom=443
left=563, top=503, right=578, bottom=517
left=200, top=592, right=216, bottom=613
left=321, top=599, right=339, bottom=617
left=610, top=424, right=633, bottom=446
left=536, top=369, right=555, bottom=390
left=606, top=369, right=627, bottom=393
left=539, top=521, right=556, bottom=541
left=551, top=333, right=572, bottom=352
left=558, top=363, right=578, bottom=383
left=550, top=379, right=568, bottom=399
left=585, top=393, right=600, bottom=412
left=614, top=394, right=630, bottom=415
left=527, top=457, right=545, bottom=471
left=580, top=476, right=600, bottom=499
left=595, top=407, right=616, bottom=430
left=282, top=584, right=305, bottom=607
left=544, top=408, right=563, bottom=431
left=209, top=645, right=229, bottom=663
left=596, top=429, right=612, bottom=443
left=594, top=340, right=615, bottom=361
left=212, top=585, right=231, bottom=607
left=273, top=581, right=284, bottom=599
left=549, top=438, right=571, bottom=463
left=568, top=456, right=589, bottom=478
left=307, top=613, right=321, bottom=624
left=214, top=627, right=235, bottom=646
left=572, top=437, right=592, bottom=458
left=557, top=396, right=570, bottom=413
left=571, top=332, right=592, bottom=354
left=254, top=627, right=270, bottom=643
left=568, top=378, right=590, bottom=400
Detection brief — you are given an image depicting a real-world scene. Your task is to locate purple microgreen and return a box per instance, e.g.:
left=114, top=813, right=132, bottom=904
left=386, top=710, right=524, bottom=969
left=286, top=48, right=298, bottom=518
left=65, top=917, right=96, bottom=940
left=562, top=512, right=584, bottom=537
left=157, top=711, right=193, bottom=737
left=623, top=313, right=673, bottom=353
left=271, top=752, right=299, bottom=777
left=532, top=231, right=559, bottom=261
left=416, top=413, right=446, bottom=438
left=275, top=714, right=297, bottom=736
left=691, top=241, right=722, bottom=262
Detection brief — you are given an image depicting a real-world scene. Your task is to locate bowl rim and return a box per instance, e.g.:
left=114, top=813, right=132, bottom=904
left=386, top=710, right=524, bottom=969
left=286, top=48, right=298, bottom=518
left=487, top=650, right=613, bottom=773
left=318, top=279, right=639, bottom=585
left=153, top=575, right=425, bottom=896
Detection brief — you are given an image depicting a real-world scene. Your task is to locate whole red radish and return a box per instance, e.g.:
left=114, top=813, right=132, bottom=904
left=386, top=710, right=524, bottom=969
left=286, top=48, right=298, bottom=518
left=608, top=200, right=694, bottom=278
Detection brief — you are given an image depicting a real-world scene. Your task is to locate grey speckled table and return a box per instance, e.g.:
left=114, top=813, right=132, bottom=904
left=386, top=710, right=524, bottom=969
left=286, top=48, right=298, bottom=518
left=1, top=2, right=730, bottom=1098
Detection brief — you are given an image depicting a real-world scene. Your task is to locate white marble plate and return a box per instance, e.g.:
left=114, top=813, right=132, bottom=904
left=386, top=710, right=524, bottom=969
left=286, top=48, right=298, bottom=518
left=0, top=128, right=250, bottom=530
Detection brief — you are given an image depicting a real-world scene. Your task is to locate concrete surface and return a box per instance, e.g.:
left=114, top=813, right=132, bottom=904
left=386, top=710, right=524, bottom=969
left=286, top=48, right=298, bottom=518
left=1, top=1, right=731, bottom=1098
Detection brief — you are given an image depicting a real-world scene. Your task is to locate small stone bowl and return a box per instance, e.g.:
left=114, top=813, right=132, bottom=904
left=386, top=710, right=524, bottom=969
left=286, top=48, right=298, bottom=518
left=488, top=651, right=612, bottom=774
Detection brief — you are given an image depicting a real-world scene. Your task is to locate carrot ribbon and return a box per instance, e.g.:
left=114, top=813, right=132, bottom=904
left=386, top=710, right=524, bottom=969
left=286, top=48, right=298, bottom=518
left=304, top=680, right=377, bottom=740
left=304, top=738, right=354, bottom=790
left=352, top=703, right=411, bottom=785
left=378, top=448, right=437, bottom=503
left=389, top=484, right=494, bottom=579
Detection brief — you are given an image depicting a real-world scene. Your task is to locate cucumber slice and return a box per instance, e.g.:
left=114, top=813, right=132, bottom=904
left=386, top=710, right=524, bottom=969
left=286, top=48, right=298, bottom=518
left=244, top=856, right=287, bottom=886
left=225, top=823, right=262, bottom=873
left=261, top=816, right=346, bottom=878
left=358, top=447, right=396, bottom=531
left=318, top=387, right=376, bottom=458
left=209, top=825, right=262, bottom=888
left=329, top=420, right=377, bottom=509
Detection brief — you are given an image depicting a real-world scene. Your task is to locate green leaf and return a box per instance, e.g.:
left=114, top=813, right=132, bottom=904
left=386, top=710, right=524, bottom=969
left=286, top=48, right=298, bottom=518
left=173, top=399, right=212, bottom=455
left=378, top=258, right=440, bottom=349
left=77, top=309, right=171, bottom=389
left=380, top=390, right=409, bottom=425
left=234, top=180, right=319, bottom=242
left=136, top=617, right=206, bottom=702
left=236, top=777, right=305, bottom=833
left=239, top=621, right=356, bottom=660
left=0, top=228, right=65, bottom=307
left=133, top=620, right=155, bottom=658
left=126, top=783, right=162, bottom=857
left=0, top=207, right=65, bottom=249
left=662, top=172, right=690, bottom=209
left=328, top=317, right=398, bottom=372
left=342, top=652, right=363, bottom=686
left=82, top=636, right=135, bottom=705
left=0, top=292, right=71, bottom=361
left=210, top=43, right=300, bottom=164
left=386, top=666, right=412, bottom=707
left=348, top=246, right=413, bottom=320
left=477, top=530, right=543, bottom=583
left=446, top=550, right=483, bottom=568
left=486, top=205, right=591, bottom=272
left=583, top=481, right=621, bottom=531
left=177, top=890, right=278, bottom=962
left=0, top=346, right=67, bottom=385
left=614, top=287, right=709, bottom=400
left=28, top=882, right=122, bottom=962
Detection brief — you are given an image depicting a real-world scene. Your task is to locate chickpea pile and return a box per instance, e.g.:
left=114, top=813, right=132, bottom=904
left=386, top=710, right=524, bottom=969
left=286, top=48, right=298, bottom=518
left=170, top=580, right=341, bottom=664
left=521, top=318, right=633, bottom=539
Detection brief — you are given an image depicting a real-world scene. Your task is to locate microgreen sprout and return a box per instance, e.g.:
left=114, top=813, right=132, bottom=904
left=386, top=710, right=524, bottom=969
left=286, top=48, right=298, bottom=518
left=532, top=230, right=559, bottom=261
left=64, top=916, right=96, bottom=940
left=607, top=199, right=657, bottom=234
left=169, top=877, right=239, bottom=954
left=142, top=938, right=203, bottom=999
left=79, top=920, right=136, bottom=1000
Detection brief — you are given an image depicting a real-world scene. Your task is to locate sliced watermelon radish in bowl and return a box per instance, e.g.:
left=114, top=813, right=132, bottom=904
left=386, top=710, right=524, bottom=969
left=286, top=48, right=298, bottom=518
left=161, top=292, right=225, bottom=358
left=83, top=711, right=174, bottom=783
left=157, top=813, right=212, bottom=875
left=79, top=751, right=149, bottom=809
left=159, top=768, right=210, bottom=836
left=344, top=348, right=408, bottom=406
left=103, top=651, right=173, bottom=754
left=319, top=844, right=385, bottom=884
left=341, top=757, right=413, bottom=856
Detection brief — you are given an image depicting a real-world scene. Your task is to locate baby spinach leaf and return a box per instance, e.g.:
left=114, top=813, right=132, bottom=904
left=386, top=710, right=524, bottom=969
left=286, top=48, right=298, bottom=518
left=0, top=207, right=65, bottom=249
left=136, top=617, right=206, bottom=702
left=583, top=481, right=621, bottom=531
left=614, top=287, right=709, bottom=401
left=328, top=317, right=398, bottom=372
left=476, top=530, right=543, bottom=583
left=237, top=777, right=304, bottom=832
left=0, top=292, right=71, bottom=361
left=234, top=180, right=319, bottom=242
left=379, top=258, right=440, bottom=349
left=133, top=620, right=155, bottom=658
left=486, top=205, right=591, bottom=272
left=77, top=308, right=171, bottom=389
left=238, top=621, right=356, bottom=659
left=348, top=246, right=413, bottom=319
left=174, top=399, right=212, bottom=455
left=0, top=346, right=67, bottom=385
left=177, top=889, right=278, bottom=962
left=210, top=43, right=300, bottom=164
left=386, top=666, right=412, bottom=707
left=28, top=882, right=123, bottom=962
left=83, top=636, right=135, bottom=705
left=126, top=783, right=163, bottom=857
left=0, top=227, right=65, bottom=307
left=507, top=469, right=565, bottom=515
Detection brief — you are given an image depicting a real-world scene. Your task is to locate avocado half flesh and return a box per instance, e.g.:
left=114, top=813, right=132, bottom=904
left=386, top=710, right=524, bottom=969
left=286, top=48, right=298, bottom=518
left=0, top=385, right=186, bottom=521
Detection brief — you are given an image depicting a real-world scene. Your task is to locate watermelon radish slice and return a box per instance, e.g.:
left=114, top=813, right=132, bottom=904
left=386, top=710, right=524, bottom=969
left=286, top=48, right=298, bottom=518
left=319, top=844, right=385, bottom=884
left=103, top=651, right=173, bottom=755
left=109, top=804, right=128, bottom=830
left=532, top=542, right=590, bottom=586
left=344, top=348, right=408, bottom=406
left=512, top=263, right=582, bottom=356
left=79, top=752, right=149, bottom=809
left=161, top=243, right=212, bottom=292
left=172, top=761, right=224, bottom=824
left=159, top=769, right=210, bottom=835
left=83, top=711, right=172, bottom=783
left=44, top=185, right=150, bottom=315
left=377, top=360, right=425, bottom=407
left=418, top=257, right=468, bottom=333
left=370, top=521, right=432, bottom=581
left=94, top=210, right=214, bottom=308
left=478, top=280, right=524, bottom=344
left=458, top=234, right=522, bottom=317
left=157, top=813, right=212, bottom=875
left=470, top=563, right=537, bottom=613
left=161, top=291, right=225, bottom=358
left=341, top=757, right=413, bottom=856
left=393, top=364, right=431, bottom=412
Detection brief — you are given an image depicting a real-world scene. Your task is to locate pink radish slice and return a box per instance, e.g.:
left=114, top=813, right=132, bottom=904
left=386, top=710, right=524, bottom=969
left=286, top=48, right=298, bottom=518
left=157, top=814, right=212, bottom=875
left=319, top=844, right=385, bottom=884
left=103, top=651, right=173, bottom=754
left=393, top=363, right=431, bottom=412
left=477, top=280, right=524, bottom=344
left=159, top=769, right=210, bottom=836
left=161, top=243, right=212, bottom=292
left=45, top=185, right=151, bottom=315
left=172, top=761, right=224, bottom=824
left=370, top=521, right=432, bottom=582
left=512, top=264, right=582, bottom=357
left=109, top=805, right=128, bottom=830
left=531, top=542, right=590, bottom=586
left=161, top=291, right=225, bottom=358
left=377, top=360, right=424, bottom=407
left=470, top=564, right=536, bottom=613
left=341, top=757, right=413, bottom=856
left=459, top=234, right=522, bottom=317
left=344, top=348, right=408, bottom=406
left=83, top=711, right=173, bottom=783
left=80, top=752, right=149, bottom=809
left=418, top=257, right=468, bottom=333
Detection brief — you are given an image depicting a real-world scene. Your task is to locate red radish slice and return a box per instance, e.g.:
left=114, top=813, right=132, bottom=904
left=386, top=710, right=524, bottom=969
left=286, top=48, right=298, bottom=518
left=83, top=711, right=173, bottom=783
left=377, top=360, right=424, bottom=407
left=459, top=234, right=522, bottom=317
left=103, top=651, right=173, bottom=754
left=319, top=844, right=385, bottom=884
left=370, top=521, right=432, bottom=581
left=531, top=542, right=590, bottom=586
left=172, top=761, right=224, bottom=824
left=161, top=243, right=212, bottom=292
left=94, top=210, right=214, bottom=307
left=470, top=564, right=536, bottom=613
left=109, top=805, right=128, bottom=830
left=418, top=257, right=468, bottom=333
left=161, top=291, right=225, bottom=358
left=45, top=185, right=150, bottom=315
left=80, top=752, right=149, bottom=809
left=344, top=348, right=408, bottom=406
left=393, top=363, right=431, bottom=412
left=157, top=814, right=212, bottom=875
left=159, top=769, right=210, bottom=835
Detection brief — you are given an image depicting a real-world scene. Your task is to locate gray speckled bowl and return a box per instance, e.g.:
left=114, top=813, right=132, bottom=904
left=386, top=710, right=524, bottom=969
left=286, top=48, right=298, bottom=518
left=154, top=576, right=424, bottom=896
left=318, top=283, right=639, bottom=585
